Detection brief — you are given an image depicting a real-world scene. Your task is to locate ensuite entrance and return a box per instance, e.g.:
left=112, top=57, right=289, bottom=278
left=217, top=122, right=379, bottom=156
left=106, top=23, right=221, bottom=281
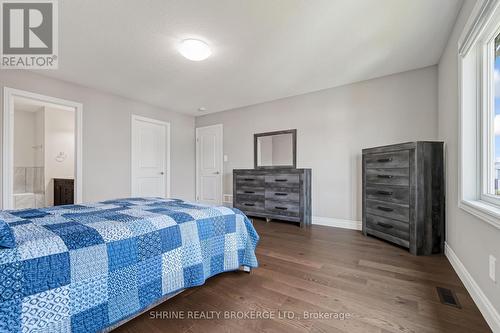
left=3, top=88, right=83, bottom=210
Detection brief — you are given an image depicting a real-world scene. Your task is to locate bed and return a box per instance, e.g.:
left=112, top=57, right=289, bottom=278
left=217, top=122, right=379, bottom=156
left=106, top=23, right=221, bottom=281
left=0, top=197, right=259, bottom=333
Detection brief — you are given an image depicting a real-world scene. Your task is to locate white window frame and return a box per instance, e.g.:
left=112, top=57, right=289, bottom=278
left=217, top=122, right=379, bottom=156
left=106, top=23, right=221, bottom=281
left=481, top=18, right=499, bottom=204
left=459, top=0, right=500, bottom=229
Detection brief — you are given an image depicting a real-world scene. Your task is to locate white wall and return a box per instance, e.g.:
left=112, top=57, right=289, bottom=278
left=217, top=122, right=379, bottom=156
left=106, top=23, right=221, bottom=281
left=438, top=0, right=500, bottom=327
left=196, top=66, right=439, bottom=222
left=34, top=110, right=44, bottom=167
left=0, top=71, right=196, bottom=204
left=14, top=110, right=38, bottom=167
left=44, top=107, right=75, bottom=206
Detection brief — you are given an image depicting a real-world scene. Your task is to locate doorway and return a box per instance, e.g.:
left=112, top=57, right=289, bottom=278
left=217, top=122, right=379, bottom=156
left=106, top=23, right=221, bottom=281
left=3, top=87, right=83, bottom=209
left=196, top=124, right=223, bottom=205
left=131, top=115, right=171, bottom=198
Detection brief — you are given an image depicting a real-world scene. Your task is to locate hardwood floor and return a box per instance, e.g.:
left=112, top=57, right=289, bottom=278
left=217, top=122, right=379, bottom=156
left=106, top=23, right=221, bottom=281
left=113, top=219, right=491, bottom=333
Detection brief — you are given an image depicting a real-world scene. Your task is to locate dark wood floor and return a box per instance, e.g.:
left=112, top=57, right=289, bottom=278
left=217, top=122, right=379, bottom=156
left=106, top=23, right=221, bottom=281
left=113, top=219, right=491, bottom=333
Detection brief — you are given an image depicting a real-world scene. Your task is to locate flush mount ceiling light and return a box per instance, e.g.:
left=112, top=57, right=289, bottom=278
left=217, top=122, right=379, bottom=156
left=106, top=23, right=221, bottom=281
left=178, top=39, right=211, bottom=61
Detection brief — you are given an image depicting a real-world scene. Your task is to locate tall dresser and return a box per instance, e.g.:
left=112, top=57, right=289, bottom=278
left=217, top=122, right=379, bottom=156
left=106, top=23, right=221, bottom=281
left=362, top=142, right=444, bottom=255
left=233, top=169, right=312, bottom=228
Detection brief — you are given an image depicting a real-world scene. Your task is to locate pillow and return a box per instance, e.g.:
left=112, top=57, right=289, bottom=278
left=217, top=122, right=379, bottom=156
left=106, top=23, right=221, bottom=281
left=0, top=220, right=15, bottom=248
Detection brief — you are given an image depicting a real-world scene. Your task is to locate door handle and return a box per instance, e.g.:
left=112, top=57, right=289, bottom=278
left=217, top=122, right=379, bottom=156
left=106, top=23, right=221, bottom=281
left=213, top=171, right=220, bottom=175
left=377, top=222, right=394, bottom=229
left=160, top=172, right=165, bottom=175
left=377, top=190, right=393, bottom=196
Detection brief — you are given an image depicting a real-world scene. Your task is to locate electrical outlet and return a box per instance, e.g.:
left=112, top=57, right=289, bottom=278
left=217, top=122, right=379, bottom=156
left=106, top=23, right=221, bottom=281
left=489, top=255, right=496, bottom=282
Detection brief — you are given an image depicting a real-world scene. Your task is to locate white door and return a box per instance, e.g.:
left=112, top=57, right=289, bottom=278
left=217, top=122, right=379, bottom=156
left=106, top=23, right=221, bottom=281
left=196, top=124, right=223, bottom=205
left=131, top=115, right=170, bottom=198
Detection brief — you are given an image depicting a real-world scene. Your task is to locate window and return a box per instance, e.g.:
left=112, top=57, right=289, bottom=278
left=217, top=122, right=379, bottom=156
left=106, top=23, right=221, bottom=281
left=494, top=34, right=500, bottom=196
left=458, top=0, right=500, bottom=229
left=482, top=32, right=500, bottom=202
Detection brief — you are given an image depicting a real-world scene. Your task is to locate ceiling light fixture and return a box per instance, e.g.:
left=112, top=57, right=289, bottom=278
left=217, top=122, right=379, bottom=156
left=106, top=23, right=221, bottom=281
left=198, top=107, right=207, bottom=112
left=178, top=39, right=211, bottom=61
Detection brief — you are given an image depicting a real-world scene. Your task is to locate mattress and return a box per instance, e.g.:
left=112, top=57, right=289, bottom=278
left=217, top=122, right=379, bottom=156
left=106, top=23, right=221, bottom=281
left=0, top=197, right=259, bottom=333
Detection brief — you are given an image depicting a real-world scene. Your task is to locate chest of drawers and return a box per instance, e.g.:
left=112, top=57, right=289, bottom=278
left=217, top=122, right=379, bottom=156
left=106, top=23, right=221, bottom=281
left=362, top=142, right=444, bottom=255
left=233, top=169, right=312, bottom=228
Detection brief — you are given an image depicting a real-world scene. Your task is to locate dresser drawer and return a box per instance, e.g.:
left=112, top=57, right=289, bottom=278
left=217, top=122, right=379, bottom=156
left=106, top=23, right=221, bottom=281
left=235, top=186, right=265, bottom=196
left=234, top=199, right=265, bottom=212
left=264, top=200, right=300, bottom=216
left=235, top=175, right=264, bottom=187
left=265, top=174, right=300, bottom=187
left=265, top=188, right=299, bottom=202
left=365, top=150, right=410, bottom=169
left=365, top=214, right=409, bottom=242
left=366, top=199, right=409, bottom=222
left=235, top=193, right=265, bottom=204
left=365, top=185, right=409, bottom=205
left=365, top=168, right=409, bottom=186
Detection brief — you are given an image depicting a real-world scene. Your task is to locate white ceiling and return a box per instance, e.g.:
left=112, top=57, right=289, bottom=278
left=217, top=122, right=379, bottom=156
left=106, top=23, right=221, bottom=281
left=38, top=0, right=463, bottom=115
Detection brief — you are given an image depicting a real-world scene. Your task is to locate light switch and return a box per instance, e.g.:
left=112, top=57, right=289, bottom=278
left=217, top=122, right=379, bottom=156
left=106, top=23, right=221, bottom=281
left=223, top=154, right=228, bottom=162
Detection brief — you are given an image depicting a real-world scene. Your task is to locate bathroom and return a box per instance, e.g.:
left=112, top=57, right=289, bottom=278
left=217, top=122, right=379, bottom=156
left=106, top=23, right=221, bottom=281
left=13, top=97, right=75, bottom=209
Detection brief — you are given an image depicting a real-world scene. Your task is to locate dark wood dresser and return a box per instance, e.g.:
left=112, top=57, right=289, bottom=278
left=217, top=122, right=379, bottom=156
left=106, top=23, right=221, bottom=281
left=54, top=178, right=74, bottom=206
left=362, top=142, right=444, bottom=255
left=233, top=169, right=312, bottom=228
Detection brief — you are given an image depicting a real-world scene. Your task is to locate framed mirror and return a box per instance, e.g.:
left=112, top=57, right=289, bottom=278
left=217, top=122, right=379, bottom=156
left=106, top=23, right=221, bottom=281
left=254, top=129, right=296, bottom=169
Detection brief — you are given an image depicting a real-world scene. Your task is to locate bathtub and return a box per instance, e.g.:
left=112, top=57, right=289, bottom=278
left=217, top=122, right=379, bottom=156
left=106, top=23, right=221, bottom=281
left=13, top=192, right=45, bottom=209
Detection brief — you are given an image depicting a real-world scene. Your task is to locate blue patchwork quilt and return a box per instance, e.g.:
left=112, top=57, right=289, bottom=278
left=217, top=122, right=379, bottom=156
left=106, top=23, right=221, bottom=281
left=0, top=198, right=259, bottom=333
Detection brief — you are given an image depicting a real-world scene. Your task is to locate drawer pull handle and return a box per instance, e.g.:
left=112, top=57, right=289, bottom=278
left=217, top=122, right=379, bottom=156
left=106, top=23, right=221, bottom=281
left=275, top=206, right=288, bottom=210
left=274, top=192, right=288, bottom=196
left=377, top=222, right=394, bottom=229
left=377, top=158, right=393, bottom=163
left=244, top=203, right=255, bottom=207
left=275, top=179, right=288, bottom=182
left=377, top=206, right=394, bottom=212
left=244, top=178, right=255, bottom=181
left=377, top=190, right=393, bottom=195
left=377, top=175, right=393, bottom=179
left=244, top=191, right=255, bottom=194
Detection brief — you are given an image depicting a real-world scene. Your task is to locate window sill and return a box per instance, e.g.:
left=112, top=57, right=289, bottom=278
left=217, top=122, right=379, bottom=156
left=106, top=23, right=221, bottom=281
left=459, top=200, right=500, bottom=229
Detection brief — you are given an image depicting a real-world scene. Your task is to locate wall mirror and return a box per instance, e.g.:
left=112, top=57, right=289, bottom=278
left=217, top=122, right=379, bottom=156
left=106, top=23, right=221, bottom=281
left=254, top=129, right=296, bottom=169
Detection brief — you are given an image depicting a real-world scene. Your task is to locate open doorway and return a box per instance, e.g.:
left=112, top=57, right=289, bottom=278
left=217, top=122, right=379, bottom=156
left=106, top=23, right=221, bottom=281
left=3, top=88, right=82, bottom=209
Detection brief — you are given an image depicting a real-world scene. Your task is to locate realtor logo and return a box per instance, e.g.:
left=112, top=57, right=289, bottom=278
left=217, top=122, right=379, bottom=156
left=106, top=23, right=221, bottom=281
left=1, top=0, right=58, bottom=69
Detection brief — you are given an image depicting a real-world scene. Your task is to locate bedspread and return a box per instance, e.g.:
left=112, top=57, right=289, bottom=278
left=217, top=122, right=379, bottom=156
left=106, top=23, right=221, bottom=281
left=0, top=198, right=259, bottom=333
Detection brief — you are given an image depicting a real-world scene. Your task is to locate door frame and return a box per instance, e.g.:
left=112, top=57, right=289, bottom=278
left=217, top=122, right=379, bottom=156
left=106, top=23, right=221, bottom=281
left=130, top=115, right=171, bottom=198
left=2, top=87, right=83, bottom=209
left=195, top=124, right=223, bottom=204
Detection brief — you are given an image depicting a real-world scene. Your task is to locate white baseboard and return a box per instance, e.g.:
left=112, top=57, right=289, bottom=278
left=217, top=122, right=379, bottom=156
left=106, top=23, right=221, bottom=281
left=445, top=243, right=500, bottom=332
left=312, top=216, right=362, bottom=230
